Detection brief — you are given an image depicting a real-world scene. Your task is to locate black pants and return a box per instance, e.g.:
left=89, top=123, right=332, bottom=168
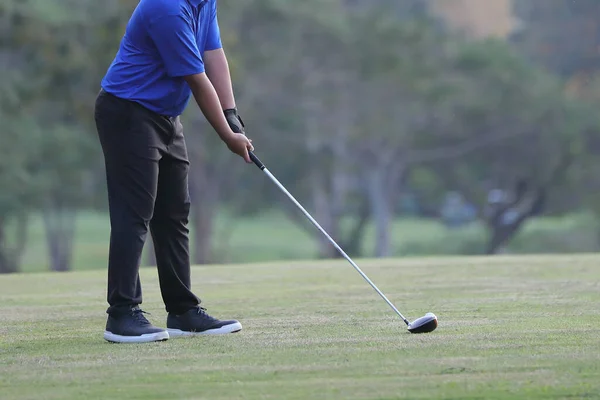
left=94, top=89, right=200, bottom=316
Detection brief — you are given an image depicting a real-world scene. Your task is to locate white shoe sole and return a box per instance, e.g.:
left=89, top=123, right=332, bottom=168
left=167, top=322, right=242, bottom=337
left=103, top=330, right=170, bottom=343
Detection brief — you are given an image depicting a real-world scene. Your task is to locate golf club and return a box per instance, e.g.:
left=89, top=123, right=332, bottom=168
left=248, top=151, right=437, bottom=334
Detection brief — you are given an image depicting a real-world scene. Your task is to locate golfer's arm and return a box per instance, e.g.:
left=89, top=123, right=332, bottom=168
left=203, top=48, right=236, bottom=110
left=184, top=73, right=233, bottom=140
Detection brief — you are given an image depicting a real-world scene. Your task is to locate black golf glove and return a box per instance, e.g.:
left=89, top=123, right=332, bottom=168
left=224, top=108, right=245, bottom=134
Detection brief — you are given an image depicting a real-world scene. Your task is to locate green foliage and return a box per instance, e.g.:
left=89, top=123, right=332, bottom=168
left=0, top=0, right=124, bottom=271
left=394, top=213, right=599, bottom=256
left=2, top=0, right=600, bottom=269
left=416, top=36, right=599, bottom=215
left=0, top=119, right=40, bottom=216
left=513, top=0, right=600, bottom=77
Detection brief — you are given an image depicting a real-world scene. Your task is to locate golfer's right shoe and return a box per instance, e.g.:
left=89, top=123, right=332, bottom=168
left=103, top=306, right=169, bottom=343
left=166, top=306, right=242, bottom=337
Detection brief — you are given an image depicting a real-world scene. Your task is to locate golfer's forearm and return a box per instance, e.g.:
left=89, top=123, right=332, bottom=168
left=204, top=48, right=236, bottom=110
left=185, top=73, right=233, bottom=140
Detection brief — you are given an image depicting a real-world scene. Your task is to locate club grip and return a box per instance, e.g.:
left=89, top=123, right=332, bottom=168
left=249, top=151, right=265, bottom=170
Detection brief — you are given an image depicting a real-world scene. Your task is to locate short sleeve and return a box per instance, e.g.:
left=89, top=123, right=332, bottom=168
left=147, top=14, right=205, bottom=77
left=205, top=2, right=222, bottom=51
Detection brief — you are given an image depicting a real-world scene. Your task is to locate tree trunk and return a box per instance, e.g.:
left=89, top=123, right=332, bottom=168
left=485, top=226, right=512, bottom=255
left=310, top=170, right=339, bottom=259
left=366, top=167, right=393, bottom=257
left=484, top=188, right=546, bottom=255
left=43, top=205, right=76, bottom=272
left=189, top=167, right=219, bottom=265
left=144, top=238, right=156, bottom=267
left=0, top=214, right=29, bottom=274
left=340, top=197, right=371, bottom=256
left=0, top=218, right=17, bottom=274
left=192, top=203, right=214, bottom=265
left=13, top=213, right=28, bottom=268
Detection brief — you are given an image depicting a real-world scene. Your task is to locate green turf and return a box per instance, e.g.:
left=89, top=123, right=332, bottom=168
left=19, top=211, right=459, bottom=272
left=16, top=210, right=600, bottom=273
left=1, top=255, right=599, bottom=399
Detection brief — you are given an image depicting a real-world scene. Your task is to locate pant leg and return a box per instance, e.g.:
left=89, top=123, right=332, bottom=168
left=94, top=90, right=168, bottom=315
left=150, top=116, right=201, bottom=315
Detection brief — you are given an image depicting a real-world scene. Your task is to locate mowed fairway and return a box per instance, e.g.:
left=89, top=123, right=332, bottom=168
left=1, top=255, right=599, bottom=399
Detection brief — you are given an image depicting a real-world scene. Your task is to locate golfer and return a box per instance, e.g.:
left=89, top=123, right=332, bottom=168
left=94, top=0, right=252, bottom=343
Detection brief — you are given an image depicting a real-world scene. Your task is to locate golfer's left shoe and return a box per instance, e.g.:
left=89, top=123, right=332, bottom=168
left=166, top=306, right=242, bottom=337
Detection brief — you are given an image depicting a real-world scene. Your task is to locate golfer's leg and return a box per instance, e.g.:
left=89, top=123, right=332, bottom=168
left=95, top=92, right=160, bottom=314
left=105, top=153, right=159, bottom=314
left=150, top=120, right=200, bottom=314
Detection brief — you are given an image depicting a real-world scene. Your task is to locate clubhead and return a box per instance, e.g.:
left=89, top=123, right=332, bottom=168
left=407, top=312, right=438, bottom=334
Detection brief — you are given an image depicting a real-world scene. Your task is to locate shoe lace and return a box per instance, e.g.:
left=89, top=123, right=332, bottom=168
left=194, top=306, right=219, bottom=322
left=131, top=308, right=151, bottom=325
left=196, top=306, right=208, bottom=315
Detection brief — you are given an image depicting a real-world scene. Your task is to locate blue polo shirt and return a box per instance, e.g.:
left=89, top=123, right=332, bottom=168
left=101, top=0, right=222, bottom=117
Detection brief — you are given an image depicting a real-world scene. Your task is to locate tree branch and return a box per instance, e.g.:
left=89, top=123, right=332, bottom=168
left=405, top=127, right=531, bottom=165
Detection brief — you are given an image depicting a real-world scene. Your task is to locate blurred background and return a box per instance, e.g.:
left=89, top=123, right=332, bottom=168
left=2, top=0, right=600, bottom=274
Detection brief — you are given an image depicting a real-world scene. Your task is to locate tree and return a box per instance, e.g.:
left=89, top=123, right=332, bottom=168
left=512, top=0, right=600, bottom=78
left=219, top=0, right=361, bottom=259
left=0, top=0, right=127, bottom=271
left=418, top=39, right=595, bottom=254
left=0, top=2, right=44, bottom=273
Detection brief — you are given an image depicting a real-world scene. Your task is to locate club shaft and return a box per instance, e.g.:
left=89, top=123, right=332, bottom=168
left=260, top=166, right=410, bottom=326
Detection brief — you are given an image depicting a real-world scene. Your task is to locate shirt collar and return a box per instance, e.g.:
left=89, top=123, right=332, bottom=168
left=187, top=0, right=207, bottom=7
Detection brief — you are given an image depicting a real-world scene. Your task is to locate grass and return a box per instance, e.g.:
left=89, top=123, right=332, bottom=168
left=17, top=211, right=318, bottom=273
left=1, top=254, right=599, bottom=399
left=14, top=210, right=600, bottom=273
left=18, top=211, right=459, bottom=273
